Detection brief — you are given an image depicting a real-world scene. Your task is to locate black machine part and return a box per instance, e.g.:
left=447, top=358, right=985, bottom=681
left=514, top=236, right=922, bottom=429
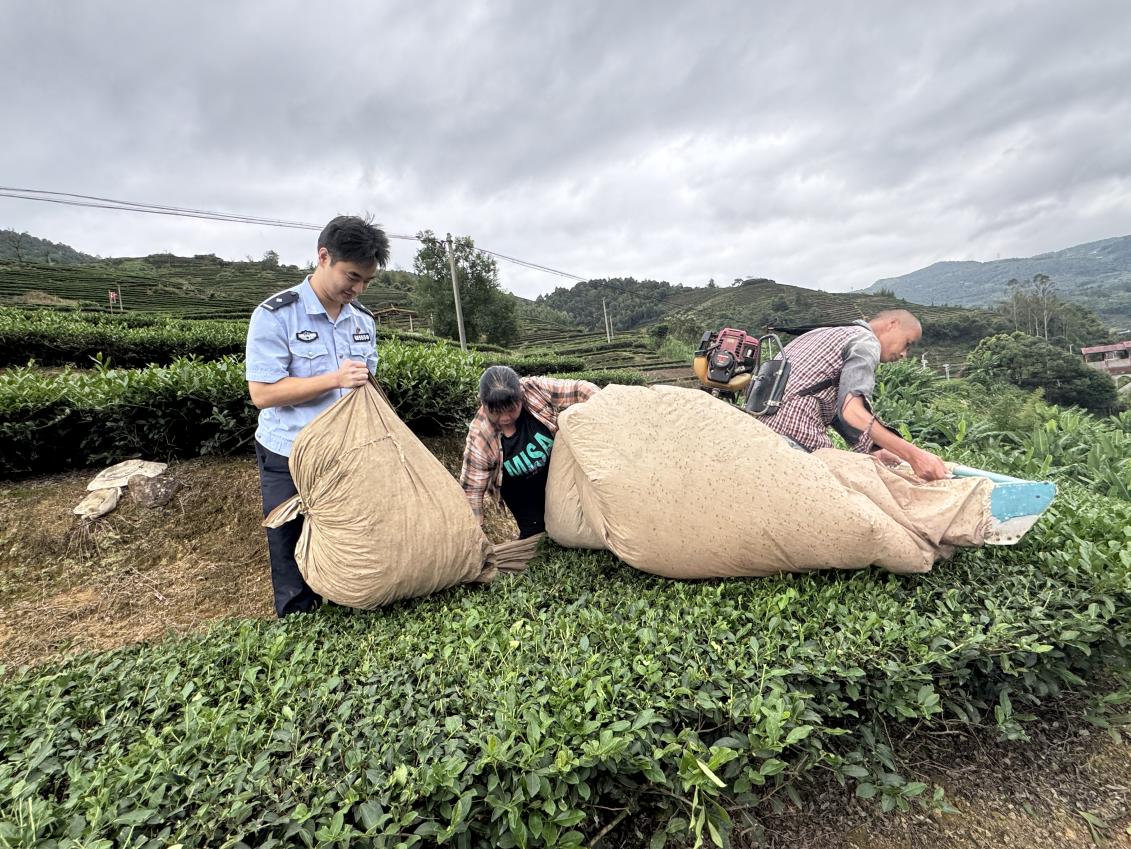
left=744, top=334, right=790, bottom=415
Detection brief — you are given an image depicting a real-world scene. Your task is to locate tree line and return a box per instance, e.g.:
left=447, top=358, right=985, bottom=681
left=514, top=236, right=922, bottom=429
left=997, top=273, right=1112, bottom=349
left=536, top=278, right=687, bottom=331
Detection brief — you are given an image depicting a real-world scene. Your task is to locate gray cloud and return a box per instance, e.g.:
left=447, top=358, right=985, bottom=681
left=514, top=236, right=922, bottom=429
left=2, top=0, right=1130, bottom=299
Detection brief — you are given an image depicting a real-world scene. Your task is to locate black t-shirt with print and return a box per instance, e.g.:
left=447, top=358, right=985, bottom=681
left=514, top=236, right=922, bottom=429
left=499, top=409, right=555, bottom=538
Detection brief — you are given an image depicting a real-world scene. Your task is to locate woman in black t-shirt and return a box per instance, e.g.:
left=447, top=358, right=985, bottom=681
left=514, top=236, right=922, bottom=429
left=459, top=366, right=599, bottom=538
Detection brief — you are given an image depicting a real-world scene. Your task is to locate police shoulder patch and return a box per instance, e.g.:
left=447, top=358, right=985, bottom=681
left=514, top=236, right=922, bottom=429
left=260, top=290, right=300, bottom=311
left=295, top=329, right=319, bottom=343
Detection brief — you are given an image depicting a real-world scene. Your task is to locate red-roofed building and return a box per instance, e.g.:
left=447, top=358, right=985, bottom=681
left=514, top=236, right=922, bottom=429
left=1081, top=340, right=1131, bottom=376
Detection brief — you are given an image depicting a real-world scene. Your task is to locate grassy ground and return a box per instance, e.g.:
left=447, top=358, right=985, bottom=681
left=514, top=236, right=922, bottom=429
left=0, top=439, right=514, bottom=670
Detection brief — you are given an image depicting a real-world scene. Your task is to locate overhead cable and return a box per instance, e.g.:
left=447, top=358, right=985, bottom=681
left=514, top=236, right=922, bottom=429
left=0, top=187, right=589, bottom=281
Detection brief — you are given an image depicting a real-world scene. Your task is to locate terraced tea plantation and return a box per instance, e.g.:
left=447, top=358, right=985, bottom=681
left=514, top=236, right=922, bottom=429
left=513, top=327, right=693, bottom=384
left=0, top=258, right=415, bottom=319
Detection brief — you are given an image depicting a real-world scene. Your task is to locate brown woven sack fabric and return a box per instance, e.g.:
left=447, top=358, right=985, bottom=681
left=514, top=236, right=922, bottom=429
left=545, top=384, right=992, bottom=578
left=544, top=429, right=604, bottom=549
left=264, top=380, right=495, bottom=608
left=491, top=533, right=547, bottom=574
left=813, top=448, right=991, bottom=564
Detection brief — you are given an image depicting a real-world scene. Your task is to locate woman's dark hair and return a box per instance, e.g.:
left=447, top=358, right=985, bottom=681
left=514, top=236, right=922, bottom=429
left=479, top=365, right=523, bottom=413
left=318, top=215, right=390, bottom=267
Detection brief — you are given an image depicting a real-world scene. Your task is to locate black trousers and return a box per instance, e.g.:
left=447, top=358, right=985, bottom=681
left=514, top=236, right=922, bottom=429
left=255, top=440, right=321, bottom=617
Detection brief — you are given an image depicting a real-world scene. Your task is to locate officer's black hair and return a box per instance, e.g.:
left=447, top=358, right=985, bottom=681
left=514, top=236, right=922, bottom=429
left=479, top=365, right=523, bottom=413
left=318, top=216, right=390, bottom=268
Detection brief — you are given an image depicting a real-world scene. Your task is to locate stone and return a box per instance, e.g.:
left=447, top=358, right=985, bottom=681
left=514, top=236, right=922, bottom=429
left=127, top=473, right=181, bottom=508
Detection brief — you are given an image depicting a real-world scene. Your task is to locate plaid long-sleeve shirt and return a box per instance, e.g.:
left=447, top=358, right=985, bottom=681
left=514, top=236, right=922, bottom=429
left=459, top=376, right=599, bottom=519
left=761, top=323, right=879, bottom=453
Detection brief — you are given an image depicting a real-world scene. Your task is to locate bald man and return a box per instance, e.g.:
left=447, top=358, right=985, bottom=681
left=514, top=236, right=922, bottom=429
left=757, top=310, right=949, bottom=481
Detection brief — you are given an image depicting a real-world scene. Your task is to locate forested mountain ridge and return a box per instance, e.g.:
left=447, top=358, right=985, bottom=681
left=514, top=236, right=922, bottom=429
left=864, top=234, right=1131, bottom=330
left=1, top=229, right=100, bottom=264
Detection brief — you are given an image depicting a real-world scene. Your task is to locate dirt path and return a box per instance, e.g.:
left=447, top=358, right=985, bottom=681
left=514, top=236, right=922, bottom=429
left=0, top=438, right=516, bottom=670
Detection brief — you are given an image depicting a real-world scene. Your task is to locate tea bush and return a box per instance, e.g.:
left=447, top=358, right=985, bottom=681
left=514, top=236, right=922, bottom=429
left=0, top=346, right=648, bottom=477
left=492, top=354, right=588, bottom=376
left=0, top=308, right=516, bottom=369
left=0, top=483, right=1128, bottom=848
left=0, top=307, right=247, bottom=367
left=548, top=369, right=648, bottom=387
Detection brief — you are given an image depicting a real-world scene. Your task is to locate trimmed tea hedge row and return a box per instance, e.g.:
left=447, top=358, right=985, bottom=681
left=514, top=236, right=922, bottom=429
left=547, top=369, right=646, bottom=387
left=0, top=344, right=645, bottom=478
left=0, top=308, right=526, bottom=369
left=0, top=307, right=247, bottom=367
left=1, top=486, right=1128, bottom=848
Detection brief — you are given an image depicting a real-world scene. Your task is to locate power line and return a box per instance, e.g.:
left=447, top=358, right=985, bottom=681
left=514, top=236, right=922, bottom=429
left=0, top=187, right=418, bottom=240
left=0, top=187, right=591, bottom=282
left=475, top=247, right=586, bottom=281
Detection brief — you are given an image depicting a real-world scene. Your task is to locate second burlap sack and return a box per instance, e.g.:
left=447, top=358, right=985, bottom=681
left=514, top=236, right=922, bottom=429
left=265, top=379, right=496, bottom=608
left=545, top=384, right=992, bottom=577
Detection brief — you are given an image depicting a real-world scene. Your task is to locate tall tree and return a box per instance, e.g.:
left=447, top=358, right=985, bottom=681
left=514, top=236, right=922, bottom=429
left=997, top=276, right=1111, bottom=349
left=965, top=331, right=1119, bottom=413
left=1032, top=273, right=1055, bottom=340
left=412, top=231, right=518, bottom=346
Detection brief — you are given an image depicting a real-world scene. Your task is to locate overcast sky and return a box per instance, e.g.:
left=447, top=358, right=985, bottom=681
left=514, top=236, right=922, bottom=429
left=2, top=0, right=1130, bottom=298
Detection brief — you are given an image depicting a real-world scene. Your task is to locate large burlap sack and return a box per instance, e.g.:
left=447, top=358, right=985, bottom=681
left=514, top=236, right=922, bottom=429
left=265, top=379, right=495, bottom=608
left=544, top=430, right=603, bottom=549
left=545, top=384, right=992, bottom=577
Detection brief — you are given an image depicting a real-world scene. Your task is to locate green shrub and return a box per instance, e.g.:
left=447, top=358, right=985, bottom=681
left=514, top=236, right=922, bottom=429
left=0, top=307, right=247, bottom=367
left=374, top=340, right=481, bottom=435
left=0, top=308, right=513, bottom=369
left=0, top=485, right=1128, bottom=848
left=0, top=342, right=485, bottom=478
left=491, top=354, right=588, bottom=376
left=549, top=369, right=648, bottom=387
left=0, top=357, right=254, bottom=477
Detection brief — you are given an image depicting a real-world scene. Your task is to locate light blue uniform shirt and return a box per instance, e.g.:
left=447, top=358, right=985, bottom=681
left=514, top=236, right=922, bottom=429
left=245, top=277, right=379, bottom=457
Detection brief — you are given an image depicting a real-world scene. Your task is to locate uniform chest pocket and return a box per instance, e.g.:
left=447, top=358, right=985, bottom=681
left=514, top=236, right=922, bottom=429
left=288, top=342, right=330, bottom=377
left=349, top=343, right=377, bottom=374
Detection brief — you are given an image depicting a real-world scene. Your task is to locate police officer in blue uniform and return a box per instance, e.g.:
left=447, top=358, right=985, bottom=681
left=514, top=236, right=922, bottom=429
left=245, top=216, right=390, bottom=616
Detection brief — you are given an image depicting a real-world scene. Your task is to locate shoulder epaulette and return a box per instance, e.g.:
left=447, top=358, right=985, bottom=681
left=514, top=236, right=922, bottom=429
left=351, top=301, right=374, bottom=318
left=260, top=290, right=300, bottom=312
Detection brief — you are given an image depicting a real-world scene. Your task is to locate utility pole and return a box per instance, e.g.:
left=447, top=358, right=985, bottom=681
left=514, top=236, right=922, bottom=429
left=116, top=284, right=122, bottom=313
left=602, top=298, right=612, bottom=343
left=944, top=364, right=951, bottom=380
left=445, top=233, right=467, bottom=351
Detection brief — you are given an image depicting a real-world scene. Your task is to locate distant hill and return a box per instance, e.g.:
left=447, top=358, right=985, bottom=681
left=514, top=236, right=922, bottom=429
left=538, top=277, right=1012, bottom=368
left=864, top=235, right=1131, bottom=331
left=0, top=229, right=99, bottom=264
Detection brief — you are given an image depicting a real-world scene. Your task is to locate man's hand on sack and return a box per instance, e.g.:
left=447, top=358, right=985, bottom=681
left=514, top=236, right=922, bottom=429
left=336, top=358, right=371, bottom=389
left=907, top=447, right=949, bottom=482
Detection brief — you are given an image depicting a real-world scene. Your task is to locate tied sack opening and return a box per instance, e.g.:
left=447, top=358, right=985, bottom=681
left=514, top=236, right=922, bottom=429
left=544, top=384, right=994, bottom=578
left=264, top=378, right=499, bottom=609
